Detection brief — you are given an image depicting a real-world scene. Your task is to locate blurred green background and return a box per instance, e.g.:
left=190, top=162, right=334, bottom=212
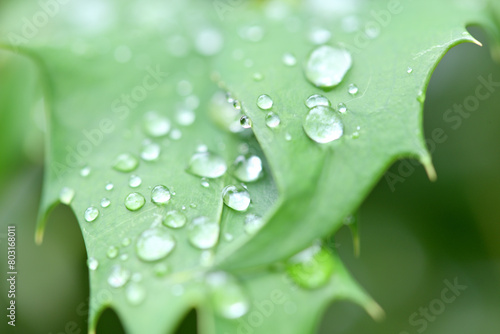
left=0, top=28, right=499, bottom=334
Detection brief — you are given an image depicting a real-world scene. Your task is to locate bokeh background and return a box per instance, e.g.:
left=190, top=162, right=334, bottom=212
left=0, top=22, right=499, bottom=334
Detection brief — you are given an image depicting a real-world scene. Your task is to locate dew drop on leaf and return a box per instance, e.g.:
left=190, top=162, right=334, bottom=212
left=257, top=94, right=273, bottom=110
left=265, top=112, right=281, bottom=128
left=187, top=151, right=227, bottom=178
left=113, top=153, right=139, bottom=172
left=338, top=102, right=347, bottom=114
left=87, top=257, right=99, bottom=271
left=222, top=185, right=251, bottom=212
left=309, top=28, right=331, bottom=45
left=122, top=237, right=131, bottom=247
left=305, top=94, right=330, bottom=108
left=80, top=166, right=91, bottom=177
left=286, top=244, right=335, bottom=289
left=252, top=72, right=263, bottom=81
left=84, top=206, right=99, bottom=222
left=305, top=45, right=352, bottom=88
left=153, top=263, right=169, bottom=277
left=244, top=214, right=264, bottom=235
left=151, top=185, right=171, bottom=205
left=303, top=106, right=344, bottom=143
left=129, top=175, right=142, bottom=188
left=59, top=187, right=75, bottom=205
left=107, top=246, right=118, bottom=259
left=233, top=155, right=263, bottom=183
left=282, top=52, right=297, bottom=66
left=188, top=216, right=219, bottom=249
left=141, top=142, right=160, bottom=161
left=100, top=197, right=111, bottom=208
left=163, top=210, right=187, bottom=229
left=176, top=108, right=196, bottom=126
left=125, top=282, right=146, bottom=306
left=135, top=227, right=176, bottom=262
left=107, top=265, right=130, bottom=288
left=348, top=84, right=359, bottom=96
left=206, top=271, right=250, bottom=319
left=125, top=192, right=146, bottom=211
left=240, top=115, right=252, bottom=129
left=407, top=67, right=413, bottom=74
left=105, top=182, right=114, bottom=191
left=143, top=111, right=171, bottom=137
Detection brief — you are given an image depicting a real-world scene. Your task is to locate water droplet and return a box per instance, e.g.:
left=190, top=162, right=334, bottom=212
left=303, top=106, right=344, bottom=143
left=136, top=227, right=176, bottom=262
left=141, top=142, right=160, bottom=161
left=305, top=94, right=330, bottom=108
left=233, top=155, right=263, bottom=182
left=309, top=28, right=331, bottom=45
left=195, top=27, right=223, bottom=56
left=233, top=100, right=241, bottom=110
left=105, top=182, right=114, bottom=191
left=187, top=152, right=227, bottom=178
left=125, top=192, right=146, bottom=211
left=126, top=282, right=146, bottom=305
left=338, top=103, right=347, bottom=114
left=224, top=233, right=234, bottom=241
left=188, top=216, right=219, bottom=249
left=257, top=94, right=273, bottom=110
left=84, top=206, right=99, bottom=222
left=122, top=238, right=131, bottom=247
left=176, top=108, right=196, bottom=126
left=59, top=187, right=75, bottom=205
left=206, top=271, right=249, bottom=319
left=286, top=244, right=335, bottom=289
left=143, top=111, right=171, bottom=137
left=80, top=166, right=91, bottom=177
left=200, top=250, right=215, bottom=267
left=407, top=67, right=413, bottom=74
left=163, top=210, right=187, bottom=229
left=253, top=72, right=263, bottom=81
left=348, top=84, right=359, bottom=96
left=265, top=112, right=281, bottom=128
left=305, top=46, right=352, bottom=88
left=244, top=214, right=264, bottom=235
left=365, top=26, right=380, bottom=39
left=107, top=246, right=118, bottom=259
left=285, top=132, right=292, bottom=141
left=107, top=265, right=130, bottom=288
left=113, top=153, right=139, bottom=172
left=282, top=53, right=297, bottom=66
left=201, top=178, right=210, bottom=188
left=222, top=185, right=251, bottom=212
left=151, top=185, right=171, bottom=205
left=128, top=175, right=141, bottom=188
left=240, top=115, right=252, bottom=129
left=154, top=263, right=169, bottom=277
left=351, top=131, right=360, bottom=139
left=190, top=203, right=197, bottom=208
left=87, top=257, right=99, bottom=271
left=170, top=128, right=182, bottom=140
left=120, top=253, right=129, bottom=261
left=100, top=198, right=111, bottom=208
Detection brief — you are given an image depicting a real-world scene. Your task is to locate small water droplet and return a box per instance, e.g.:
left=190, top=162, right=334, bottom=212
left=154, top=263, right=169, bottom=277
left=348, top=84, right=359, bottom=96
left=233, top=100, right=241, bottom=110
left=253, top=72, right=263, bottom=81
left=226, top=92, right=234, bottom=104
left=125, top=192, right=146, bottom=211
left=136, top=227, right=176, bottom=262
left=197, top=144, right=208, bottom=153
left=87, top=257, right=99, bottom=271
left=244, top=214, right=264, bottom=235
left=176, top=108, right=196, bottom=126
left=188, top=216, right=219, bottom=249
left=84, top=206, right=99, bottom=222
left=113, top=153, right=139, bottom=172
left=305, top=46, right=352, bottom=88
left=201, top=178, right=210, bottom=188
left=100, top=198, right=111, bottom=208
left=286, top=244, right=335, bottom=289
left=120, top=253, right=129, bottom=261
left=233, top=155, right=263, bottom=182
left=151, top=185, right=171, bottom=205
left=59, top=187, right=75, bottom=205
left=200, top=250, right=215, bottom=267
left=163, top=210, right=187, bottom=229
left=170, top=128, right=182, bottom=140
left=105, top=182, right=114, bottom=191
left=282, top=53, right=297, bottom=66
left=285, top=132, right=292, bottom=141
left=338, top=103, right=347, bottom=114
left=257, top=94, right=273, bottom=110
left=309, top=28, right=331, bottom=45
left=224, top=232, right=234, bottom=241
left=107, top=246, right=119, bottom=259
left=305, top=94, right=330, bottom=108
left=127, top=175, right=142, bottom=188
left=126, top=282, right=146, bottom=306
left=240, top=115, right=252, bottom=129
left=80, top=166, right=91, bottom=177
left=222, top=185, right=251, bottom=212
left=365, top=26, right=380, bottom=39
left=122, top=237, right=131, bottom=247
left=265, top=112, right=281, bottom=128
left=187, top=152, right=227, bottom=178
left=143, top=111, right=171, bottom=137
left=206, top=271, right=249, bottom=319
left=303, top=106, right=344, bottom=143
left=407, top=67, right=413, bottom=74
left=107, top=265, right=130, bottom=288
left=190, top=203, right=197, bottom=208
left=141, top=142, right=160, bottom=161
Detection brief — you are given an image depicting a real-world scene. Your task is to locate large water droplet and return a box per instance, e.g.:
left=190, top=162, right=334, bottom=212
left=84, top=206, right=99, bottom=222
left=305, top=94, right=330, bottom=108
left=282, top=53, right=297, bottom=66
left=257, top=94, right=273, bottom=110
left=113, top=153, right=139, bottom=172
left=151, top=185, right=171, bottom=205
left=244, top=214, right=264, bottom=235
left=87, top=257, right=99, bottom=271
left=265, top=112, right=280, bottom=128
left=125, top=282, right=146, bottom=306
left=305, top=46, right=352, bottom=88
left=129, top=175, right=142, bottom=188
left=143, top=111, right=171, bottom=137
left=141, top=142, right=160, bottom=161
left=187, top=152, right=227, bottom=178
left=59, top=187, right=75, bottom=205
left=222, top=185, right=251, bottom=212
left=206, top=271, right=249, bottom=319
left=303, top=106, right=344, bottom=143
left=188, top=216, right=219, bottom=249
left=107, top=265, right=130, bottom=288
left=125, top=192, right=146, bottom=211
left=136, top=227, right=176, bottom=262
left=163, top=210, right=187, bottom=229
left=233, top=155, right=263, bottom=182
left=240, top=115, right=252, bottom=129
left=286, top=244, right=335, bottom=289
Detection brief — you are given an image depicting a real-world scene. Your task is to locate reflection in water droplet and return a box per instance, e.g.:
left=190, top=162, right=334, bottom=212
left=87, top=257, right=99, bottom=271
left=206, top=271, right=250, bottom=319
left=286, top=244, right=335, bottom=289
left=113, top=153, right=139, bottom=172
left=59, top=187, right=75, bottom=205
left=222, top=185, right=251, bottom=212
left=125, top=192, right=146, bottom=211
left=257, top=94, right=273, bottom=110
left=151, top=185, right=171, bottom=205
left=188, top=216, right=219, bottom=249
left=163, top=210, right=187, bottom=229
left=136, top=228, right=176, bottom=262
left=303, top=106, right=344, bottom=143
left=233, top=155, right=263, bottom=183
left=84, top=206, right=99, bottom=222
left=108, top=265, right=131, bottom=288
left=141, top=142, right=160, bottom=161
left=126, top=282, right=146, bottom=306
left=348, top=84, right=359, bottom=96
left=233, top=100, right=241, bottom=110
left=129, top=175, right=142, bottom=188
left=240, top=115, right=252, bottom=129
left=265, top=112, right=280, bottom=128
left=143, top=111, right=171, bottom=137
left=305, top=94, right=330, bottom=108
left=282, top=53, right=297, bottom=66
left=100, top=198, right=111, bottom=208
left=305, top=46, right=352, bottom=88
left=187, top=152, right=227, bottom=178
